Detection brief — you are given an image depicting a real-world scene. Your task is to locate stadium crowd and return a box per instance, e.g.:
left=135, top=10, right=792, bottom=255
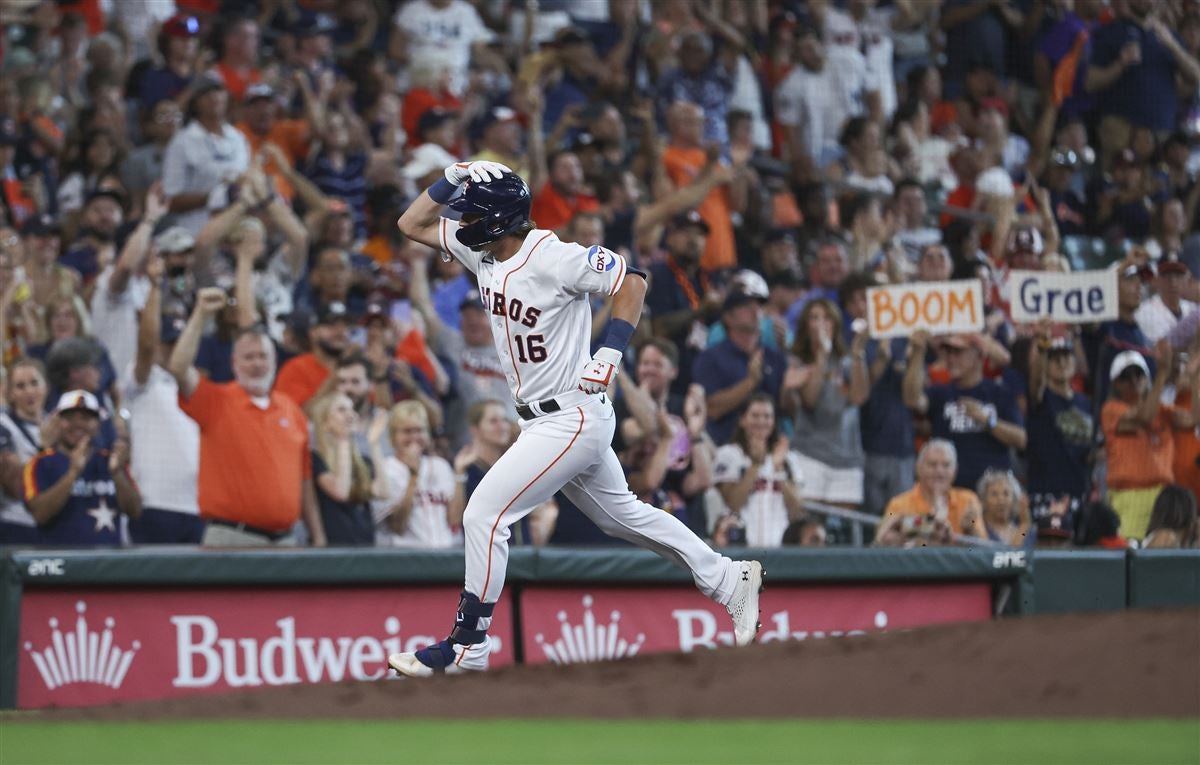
left=0, top=0, right=1197, bottom=551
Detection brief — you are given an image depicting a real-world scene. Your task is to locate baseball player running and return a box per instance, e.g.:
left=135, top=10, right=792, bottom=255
left=388, top=161, right=763, bottom=676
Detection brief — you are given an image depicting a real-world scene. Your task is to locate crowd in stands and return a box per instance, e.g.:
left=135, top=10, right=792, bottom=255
left=0, top=0, right=1197, bottom=551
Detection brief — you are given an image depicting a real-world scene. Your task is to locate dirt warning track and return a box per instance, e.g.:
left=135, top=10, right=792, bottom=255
left=47, top=609, right=1200, bottom=721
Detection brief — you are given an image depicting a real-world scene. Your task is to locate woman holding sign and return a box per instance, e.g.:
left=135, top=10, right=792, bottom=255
left=782, top=299, right=869, bottom=515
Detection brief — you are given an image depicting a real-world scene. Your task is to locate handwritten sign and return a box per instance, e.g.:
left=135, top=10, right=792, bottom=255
left=866, top=279, right=984, bottom=339
left=1008, top=269, right=1117, bottom=324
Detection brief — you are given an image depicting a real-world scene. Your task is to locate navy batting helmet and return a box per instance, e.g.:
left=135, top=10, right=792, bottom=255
left=447, top=172, right=532, bottom=248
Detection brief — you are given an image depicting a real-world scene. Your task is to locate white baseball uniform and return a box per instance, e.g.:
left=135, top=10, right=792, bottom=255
left=436, top=218, right=742, bottom=611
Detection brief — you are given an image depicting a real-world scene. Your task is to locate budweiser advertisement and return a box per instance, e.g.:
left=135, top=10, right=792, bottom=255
left=520, top=583, right=991, bottom=664
left=17, top=587, right=514, bottom=709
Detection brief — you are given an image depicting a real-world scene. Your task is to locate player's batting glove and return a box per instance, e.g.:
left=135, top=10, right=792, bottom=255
left=578, top=347, right=623, bottom=394
left=444, top=160, right=512, bottom=186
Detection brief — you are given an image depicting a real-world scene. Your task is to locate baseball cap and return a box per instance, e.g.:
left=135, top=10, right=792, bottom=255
left=363, top=299, right=389, bottom=324
left=292, top=14, right=336, bottom=38
left=767, top=269, right=804, bottom=291
left=671, top=210, right=710, bottom=234
left=722, top=291, right=757, bottom=312
left=979, top=97, right=1009, bottom=118
left=402, top=142, right=458, bottom=181
left=315, top=301, right=349, bottom=325
left=764, top=228, right=797, bottom=246
left=731, top=270, right=769, bottom=301
left=243, top=82, right=276, bottom=104
left=85, top=188, right=127, bottom=211
left=154, top=226, right=195, bottom=254
left=1119, top=261, right=1155, bottom=281
left=190, top=75, right=226, bottom=101
left=1048, top=336, right=1075, bottom=353
left=1007, top=226, right=1044, bottom=256
left=470, top=106, right=519, bottom=141
left=938, top=333, right=975, bottom=350
left=281, top=308, right=313, bottom=336
left=417, top=108, right=456, bottom=138
left=1036, top=506, right=1075, bottom=539
left=54, top=390, right=102, bottom=416
left=22, top=214, right=60, bottom=237
left=459, top=296, right=486, bottom=313
left=571, top=131, right=597, bottom=152
left=162, top=14, right=200, bottom=38
left=1109, top=350, right=1150, bottom=381
left=1157, top=251, right=1189, bottom=276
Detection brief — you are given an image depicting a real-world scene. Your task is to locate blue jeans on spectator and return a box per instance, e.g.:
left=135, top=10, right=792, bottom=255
left=128, top=507, right=206, bottom=544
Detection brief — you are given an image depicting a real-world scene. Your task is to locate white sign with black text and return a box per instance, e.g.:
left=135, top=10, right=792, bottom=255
left=1009, top=269, right=1117, bottom=324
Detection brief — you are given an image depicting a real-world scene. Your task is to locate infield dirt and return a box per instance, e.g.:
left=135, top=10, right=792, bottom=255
left=49, top=608, right=1200, bottom=720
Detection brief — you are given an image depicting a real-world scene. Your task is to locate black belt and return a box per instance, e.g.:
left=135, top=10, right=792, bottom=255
left=207, top=518, right=290, bottom=541
left=515, top=397, right=562, bottom=421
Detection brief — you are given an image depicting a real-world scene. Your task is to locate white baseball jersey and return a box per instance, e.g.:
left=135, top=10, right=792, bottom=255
left=437, top=218, right=630, bottom=404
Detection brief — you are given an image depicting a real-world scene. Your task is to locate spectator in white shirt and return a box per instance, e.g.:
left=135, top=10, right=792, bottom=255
left=1136, top=253, right=1197, bottom=343
left=893, top=178, right=942, bottom=266
left=161, top=76, right=250, bottom=236
left=975, top=98, right=1029, bottom=181
left=0, top=359, right=49, bottom=543
left=775, top=24, right=873, bottom=175
left=393, top=0, right=497, bottom=97
left=814, top=0, right=896, bottom=120
left=120, top=249, right=202, bottom=543
left=90, top=185, right=167, bottom=381
left=375, top=401, right=463, bottom=548
left=710, top=393, right=806, bottom=548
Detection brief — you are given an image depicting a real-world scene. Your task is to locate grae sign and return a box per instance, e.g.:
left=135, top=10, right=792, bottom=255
left=1008, top=269, right=1118, bottom=324
left=866, top=280, right=984, bottom=339
left=17, top=587, right=514, bottom=709
left=519, top=583, right=990, bottom=664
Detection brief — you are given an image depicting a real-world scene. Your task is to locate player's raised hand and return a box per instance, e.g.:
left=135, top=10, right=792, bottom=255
left=444, top=160, right=511, bottom=186
left=578, top=347, right=623, bottom=394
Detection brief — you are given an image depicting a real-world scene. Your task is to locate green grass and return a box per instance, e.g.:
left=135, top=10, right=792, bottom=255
left=0, top=719, right=1196, bottom=765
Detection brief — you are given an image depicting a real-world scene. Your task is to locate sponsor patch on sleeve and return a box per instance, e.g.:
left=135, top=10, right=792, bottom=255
left=586, top=245, right=617, bottom=273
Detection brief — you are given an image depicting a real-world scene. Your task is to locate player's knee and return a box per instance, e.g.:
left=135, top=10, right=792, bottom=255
left=462, top=497, right=493, bottom=534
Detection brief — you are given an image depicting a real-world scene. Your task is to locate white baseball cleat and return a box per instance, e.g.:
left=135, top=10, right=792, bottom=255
left=726, top=560, right=765, bottom=647
left=388, top=636, right=494, bottom=677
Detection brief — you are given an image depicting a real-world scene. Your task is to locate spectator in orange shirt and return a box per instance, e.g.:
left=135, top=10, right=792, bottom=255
left=236, top=83, right=312, bottom=203
left=274, top=301, right=351, bottom=410
left=168, top=288, right=325, bottom=546
left=876, top=439, right=986, bottom=546
left=1102, top=348, right=1195, bottom=540
left=661, top=101, right=745, bottom=273
left=530, top=150, right=598, bottom=235
left=213, top=16, right=261, bottom=102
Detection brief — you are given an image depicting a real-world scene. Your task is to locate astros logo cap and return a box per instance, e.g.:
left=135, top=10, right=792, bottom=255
left=54, top=390, right=102, bottom=416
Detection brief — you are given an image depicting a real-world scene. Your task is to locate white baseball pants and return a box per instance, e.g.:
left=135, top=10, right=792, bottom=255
left=463, top=392, right=738, bottom=609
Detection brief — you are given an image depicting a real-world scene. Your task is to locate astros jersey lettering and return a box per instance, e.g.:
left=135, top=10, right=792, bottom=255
left=24, top=449, right=125, bottom=546
left=438, top=218, right=629, bottom=403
